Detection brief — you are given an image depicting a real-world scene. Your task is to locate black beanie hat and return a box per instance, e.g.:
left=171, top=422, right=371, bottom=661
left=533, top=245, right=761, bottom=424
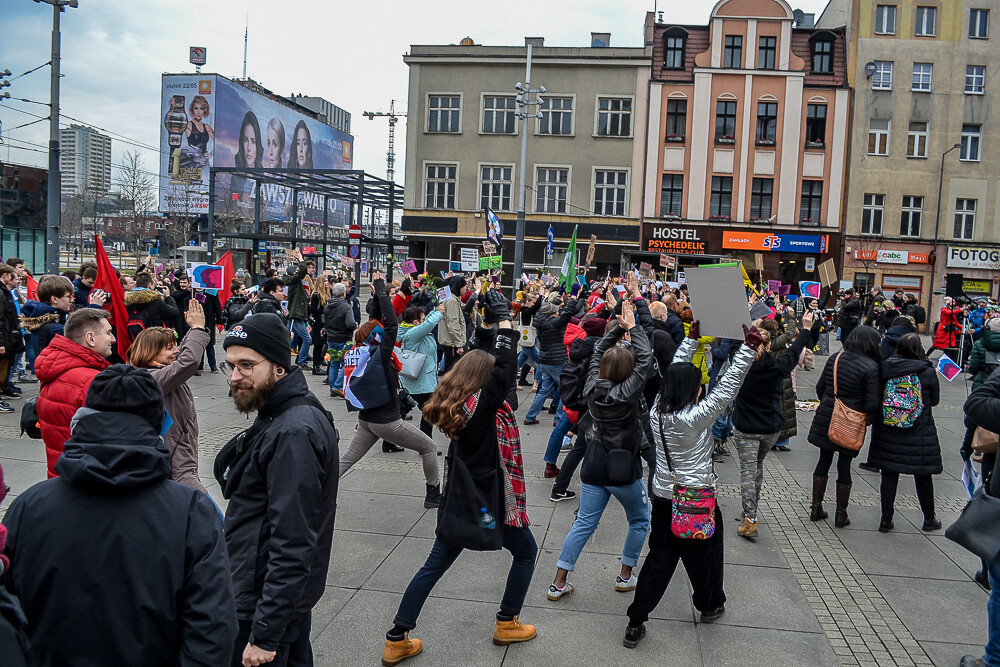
left=85, top=364, right=164, bottom=432
left=223, top=313, right=291, bottom=370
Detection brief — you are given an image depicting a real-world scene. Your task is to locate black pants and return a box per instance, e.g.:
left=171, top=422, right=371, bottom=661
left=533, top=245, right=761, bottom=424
left=880, top=472, right=935, bottom=520
left=443, top=346, right=461, bottom=373
left=553, top=431, right=587, bottom=495
left=814, top=448, right=853, bottom=485
left=231, top=612, right=312, bottom=667
left=411, top=392, right=433, bottom=438
left=627, top=496, right=725, bottom=625
left=311, top=324, right=326, bottom=367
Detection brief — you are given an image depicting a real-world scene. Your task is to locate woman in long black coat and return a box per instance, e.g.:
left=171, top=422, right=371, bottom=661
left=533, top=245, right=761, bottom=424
left=869, top=333, right=941, bottom=533
left=808, top=326, right=882, bottom=528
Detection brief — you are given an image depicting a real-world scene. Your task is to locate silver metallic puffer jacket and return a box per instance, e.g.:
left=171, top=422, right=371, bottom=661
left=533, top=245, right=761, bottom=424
left=650, top=338, right=756, bottom=499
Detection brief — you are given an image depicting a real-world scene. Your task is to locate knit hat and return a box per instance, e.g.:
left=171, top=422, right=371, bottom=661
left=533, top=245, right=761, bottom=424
left=223, top=313, right=292, bottom=370
left=883, top=299, right=896, bottom=310
left=582, top=317, right=608, bottom=338
left=85, top=364, right=164, bottom=433
left=539, top=299, right=559, bottom=316
left=988, top=318, right=1000, bottom=333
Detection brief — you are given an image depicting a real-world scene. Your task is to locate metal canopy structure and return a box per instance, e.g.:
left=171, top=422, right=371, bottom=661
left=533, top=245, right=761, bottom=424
left=207, top=167, right=403, bottom=281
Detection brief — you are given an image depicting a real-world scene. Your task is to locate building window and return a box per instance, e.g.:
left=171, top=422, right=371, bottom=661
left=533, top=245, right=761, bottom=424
left=710, top=176, right=733, bottom=220
left=907, top=122, right=929, bottom=158
left=664, top=31, right=686, bottom=68
left=868, top=118, right=890, bottom=155
left=482, top=96, right=516, bottom=134
left=538, top=97, right=573, bottom=135
left=480, top=165, right=512, bottom=211
left=660, top=174, right=683, bottom=217
left=970, top=8, right=990, bottom=38
left=758, top=36, right=777, bottom=70
left=715, top=100, right=737, bottom=143
left=861, top=193, right=885, bottom=234
left=912, top=62, right=933, bottom=91
left=961, top=124, right=982, bottom=161
left=800, top=181, right=823, bottom=224
left=535, top=167, right=568, bottom=213
left=665, top=99, right=687, bottom=140
left=750, top=178, right=774, bottom=220
left=875, top=4, right=897, bottom=34
left=966, top=65, right=986, bottom=93
left=955, top=199, right=976, bottom=239
left=594, top=170, right=627, bottom=216
left=900, top=195, right=923, bottom=237
left=425, top=164, right=456, bottom=209
left=915, top=6, right=937, bottom=36
left=873, top=61, right=894, bottom=89
left=427, top=95, right=461, bottom=133
left=597, top=98, right=632, bottom=137
left=724, top=35, right=743, bottom=68
left=756, top=102, right=778, bottom=144
left=811, top=36, right=834, bottom=73
left=805, top=104, right=827, bottom=146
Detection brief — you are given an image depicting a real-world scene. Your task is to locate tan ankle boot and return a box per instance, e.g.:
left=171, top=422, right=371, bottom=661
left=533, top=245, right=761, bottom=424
left=382, top=632, right=422, bottom=666
left=493, top=616, right=537, bottom=646
left=737, top=517, right=758, bottom=538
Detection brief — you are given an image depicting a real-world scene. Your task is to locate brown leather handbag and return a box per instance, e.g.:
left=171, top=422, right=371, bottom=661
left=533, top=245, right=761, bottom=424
left=827, top=354, right=868, bottom=451
left=973, top=426, right=999, bottom=454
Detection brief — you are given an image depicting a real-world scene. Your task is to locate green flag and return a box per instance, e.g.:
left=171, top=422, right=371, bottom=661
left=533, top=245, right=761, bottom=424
left=560, top=225, right=578, bottom=291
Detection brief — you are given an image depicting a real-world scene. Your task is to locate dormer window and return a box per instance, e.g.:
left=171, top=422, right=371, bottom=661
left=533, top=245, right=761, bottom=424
left=663, top=27, right=688, bottom=69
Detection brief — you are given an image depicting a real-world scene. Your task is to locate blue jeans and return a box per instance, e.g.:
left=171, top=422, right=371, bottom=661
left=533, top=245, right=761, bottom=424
left=526, top=363, right=562, bottom=421
left=517, top=344, right=539, bottom=368
left=289, top=318, right=312, bottom=365
left=327, top=341, right=348, bottom=391
left=197, top=344, right=216, bottom=372
left=712, top=411, right=733, bottom=441
left=393, top=526, right=537, bottom=630
left=773, top=437, right=790, bottom=449
left=556, top=480, right=650, bottom=571
left=544, top=408, right=573, bottom=464
left=8, top=352, right=22, bottom=383
left=24, top=332, right=35, bottom=373
left=986, top=559, right=1000, bottom=667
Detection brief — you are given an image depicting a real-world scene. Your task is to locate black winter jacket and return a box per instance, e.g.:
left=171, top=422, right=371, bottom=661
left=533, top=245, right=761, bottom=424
left=964, top=373, right=1000, bottom=498
left=2, top=411, right=236, bottom=666
left=323, top=296, right=357, bottom=343
left=223, top=294, right=254, bottom=329
left=732, top=328, right=812, bottom=435
left=808, top=350, right=881, bottom=457
left=359, top=290, right=403, bottom=424
left=533, top=297, right=575, bottom=365
left=126, top=288, right=181, bottom=331
left=869, top=357, right=941, bottom=475
left=839, top=298, right=862, bottom=328
left=650, top=318, right=679, bottom=375
left=253, top=292, right=287, bottom=326
left=560, top=336, right=598, bottom=413
left=880, top=322, right=913, bottom=361
left=664, top=309, right=685, bottom=345
left=223, top=368, right=339, bottom=651
left=581, top=323, right=653, bottom=487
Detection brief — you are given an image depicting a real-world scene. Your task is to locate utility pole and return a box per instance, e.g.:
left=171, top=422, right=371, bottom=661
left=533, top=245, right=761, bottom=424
left=512, top=44, right=545, bottom=290
left=362, top=100, right=407, bottom=183
left=927, top=142, right=962, bottom=333
left=36, top=0, right=78, bottom=274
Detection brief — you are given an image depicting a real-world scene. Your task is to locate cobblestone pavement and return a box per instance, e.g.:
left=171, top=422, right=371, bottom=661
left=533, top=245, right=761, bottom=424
left=0, top=337, right=989, bottom=666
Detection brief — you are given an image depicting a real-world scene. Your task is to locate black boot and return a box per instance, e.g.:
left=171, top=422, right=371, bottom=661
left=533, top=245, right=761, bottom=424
left=312, top=363, right=324, bottom=376
left=424, top=483, right=441, bottom=508
left=809, top=475, right=829, bottom=521
left=382, top=442, right=405, bottom=453
left=834, top=482, right=851, bottom=528
left=517, top=365, right=531, bottom=386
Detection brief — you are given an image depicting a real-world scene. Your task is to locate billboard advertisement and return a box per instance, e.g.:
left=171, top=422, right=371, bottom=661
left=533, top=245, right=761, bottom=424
left=159, top=74, right=354, bottom=230
left=721, top=230, right=829, bottom=254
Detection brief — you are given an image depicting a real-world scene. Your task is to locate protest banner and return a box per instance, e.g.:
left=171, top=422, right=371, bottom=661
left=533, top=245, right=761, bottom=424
left=685, top=265, right=752, bottom=339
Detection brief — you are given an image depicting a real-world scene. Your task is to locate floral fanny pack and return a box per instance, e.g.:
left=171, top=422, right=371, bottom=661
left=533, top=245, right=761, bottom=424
left=656, top=405, right=717, bottom=540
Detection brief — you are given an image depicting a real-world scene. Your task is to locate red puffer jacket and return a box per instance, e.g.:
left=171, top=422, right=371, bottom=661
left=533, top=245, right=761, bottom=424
left=34, top=335, right=110, bottom=477
left=933, top=305, right=963, bottom=349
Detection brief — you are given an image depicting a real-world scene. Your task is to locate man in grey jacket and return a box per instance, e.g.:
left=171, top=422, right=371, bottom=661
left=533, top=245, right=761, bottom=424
left=323, top=282, right=357, bottom=398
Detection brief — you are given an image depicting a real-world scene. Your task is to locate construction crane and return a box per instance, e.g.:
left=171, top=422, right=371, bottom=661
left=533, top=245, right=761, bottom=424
left=362, top=100, right=406, bottom=183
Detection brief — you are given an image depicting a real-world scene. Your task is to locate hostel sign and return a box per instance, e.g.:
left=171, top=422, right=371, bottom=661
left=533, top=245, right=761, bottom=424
left=644, top=225, right=707, bottom=254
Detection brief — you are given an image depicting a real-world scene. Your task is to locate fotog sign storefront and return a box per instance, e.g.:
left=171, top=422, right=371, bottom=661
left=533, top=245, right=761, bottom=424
left=947, top=246, right=1000, bottom=270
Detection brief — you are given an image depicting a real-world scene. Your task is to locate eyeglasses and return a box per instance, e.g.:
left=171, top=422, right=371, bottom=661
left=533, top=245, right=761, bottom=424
left=219, top=360, right=265, bottom=377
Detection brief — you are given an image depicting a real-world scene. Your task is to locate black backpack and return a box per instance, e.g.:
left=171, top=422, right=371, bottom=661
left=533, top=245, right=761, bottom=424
left=560, top=356, right=590, bottom=413
left=913, top=306, right=926, bottom=325
left=125, top=306, right=152, bottom=340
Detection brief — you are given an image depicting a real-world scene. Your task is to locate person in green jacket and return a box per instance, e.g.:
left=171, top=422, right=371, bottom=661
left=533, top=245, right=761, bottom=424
left=284, top=249, right=313, bottom=367
left=968, top=318, right=1000, bottom=392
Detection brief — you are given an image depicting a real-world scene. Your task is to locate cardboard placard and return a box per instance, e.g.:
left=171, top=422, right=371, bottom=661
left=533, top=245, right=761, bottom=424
left=684, top=265, right=753, bottom=340
left=449, top=261, right=462, bottom=272
left=437, top=286, right=453, bottom=302
left=805, top=257, right=816, bottom=272
left=460, top=247, right=480, bottom=272
left=750, top=301, right=773, bottom=320
left=767, top=280, right=782, bottom=293
left=754, top=253, right=764, bottom=272
left=638, top=261, right=653, bottom=277
left=818, top=259, right=837, bottom=287
left=659, top=253, right=669, bottom=267
left=190, top=264, right=224, bottom=290
left=482, top=239, right=498, bottom=256
left=478, top=255, right=502, bottom=271
left=399, top=259, right=417, bottom=275
left=585, top=234, right=597, bottom=267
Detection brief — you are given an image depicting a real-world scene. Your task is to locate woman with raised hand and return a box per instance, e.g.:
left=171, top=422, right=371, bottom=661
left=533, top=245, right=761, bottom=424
left=381, top=287, right=536, bottom=666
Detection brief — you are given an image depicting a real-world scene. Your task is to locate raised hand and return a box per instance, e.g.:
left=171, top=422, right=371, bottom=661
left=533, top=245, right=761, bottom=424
left=616, top=299, right=636, bottom=331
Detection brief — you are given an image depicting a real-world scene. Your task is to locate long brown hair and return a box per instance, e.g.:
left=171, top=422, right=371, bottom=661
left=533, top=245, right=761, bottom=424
left=127, top=327, right=177, bottom=367
left=598, top=346, right=635, bottom=383
left=422, top=350, right=495, bottom=440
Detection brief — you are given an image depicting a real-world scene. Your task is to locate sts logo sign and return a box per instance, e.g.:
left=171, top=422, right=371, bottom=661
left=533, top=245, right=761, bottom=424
left=762, top=235, right=782, bottom=250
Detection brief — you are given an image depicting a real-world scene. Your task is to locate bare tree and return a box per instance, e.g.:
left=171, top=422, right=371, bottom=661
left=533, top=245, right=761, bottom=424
left=851, top=234, right=884, bottom=285
left=114, top=150, right=157, bottom=263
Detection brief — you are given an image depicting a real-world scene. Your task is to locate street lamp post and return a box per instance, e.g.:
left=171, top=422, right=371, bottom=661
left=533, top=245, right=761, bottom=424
left=35, top=0, right=78, bottom=274
left=927, top=142, right=962, bottom=333
left=512, top=44, right=544, bottom=294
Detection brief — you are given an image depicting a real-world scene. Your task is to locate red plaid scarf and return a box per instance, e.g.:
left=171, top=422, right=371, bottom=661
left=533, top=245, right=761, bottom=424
left=462, top=390, right=530, bottom=527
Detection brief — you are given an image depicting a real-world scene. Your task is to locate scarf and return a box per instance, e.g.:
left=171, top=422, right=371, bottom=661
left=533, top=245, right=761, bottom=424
left=461, top=390, right=529, bottom=528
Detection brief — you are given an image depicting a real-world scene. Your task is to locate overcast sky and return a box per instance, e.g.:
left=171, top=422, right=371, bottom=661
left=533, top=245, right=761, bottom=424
left=1, top=0, right=832, bottom=194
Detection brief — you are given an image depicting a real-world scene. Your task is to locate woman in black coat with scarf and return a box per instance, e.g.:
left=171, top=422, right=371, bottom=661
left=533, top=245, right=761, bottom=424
left=808, top=326, right=883, bottom=528
left=869, top=333, right=941, bottom=533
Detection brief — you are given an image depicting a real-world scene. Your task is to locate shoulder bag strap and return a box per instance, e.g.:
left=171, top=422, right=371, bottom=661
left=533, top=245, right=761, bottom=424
left=655, top=398, right=675, bottom=473
left=833, top=352, right=840, bottom=399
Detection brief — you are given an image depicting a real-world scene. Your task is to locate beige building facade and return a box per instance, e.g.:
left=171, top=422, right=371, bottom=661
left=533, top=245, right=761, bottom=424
left=401, top=36, right=650, bottom=278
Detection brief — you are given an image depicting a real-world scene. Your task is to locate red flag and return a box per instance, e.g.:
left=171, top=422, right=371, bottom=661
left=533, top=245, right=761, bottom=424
left=93, top=235, right=132, bottom=361
left=216, top=250, right=235, bottom=332
left=25, top=274, right=38, bottom=302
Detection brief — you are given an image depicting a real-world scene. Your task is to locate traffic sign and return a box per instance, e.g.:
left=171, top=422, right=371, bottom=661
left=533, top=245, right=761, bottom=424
left=348, top=245, right=360, bottom=259
left=348, top=224, right=362, bottom=240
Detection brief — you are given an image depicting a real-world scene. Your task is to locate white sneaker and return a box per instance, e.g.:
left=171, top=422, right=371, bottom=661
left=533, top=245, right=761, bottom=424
left=615, top=574, right=638, bottom=592
left=560, top=434, right=574, bottom=452
left=547, top=581, right=574, bottom=601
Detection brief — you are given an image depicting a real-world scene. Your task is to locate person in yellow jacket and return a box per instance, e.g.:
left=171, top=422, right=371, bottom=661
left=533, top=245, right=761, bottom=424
left=681, top=309, right=714, bottom=385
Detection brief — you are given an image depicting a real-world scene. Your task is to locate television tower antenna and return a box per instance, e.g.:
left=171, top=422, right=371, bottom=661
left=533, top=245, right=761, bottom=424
left=362, top=99, right=407, bottom=183
left=242, top=16, right=248, bottom=79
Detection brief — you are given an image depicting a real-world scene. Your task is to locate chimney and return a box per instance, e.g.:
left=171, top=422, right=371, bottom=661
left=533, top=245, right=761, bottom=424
left=525, top=37, right=544, bottom=47
left=591, top=32, right=611, bottom=47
